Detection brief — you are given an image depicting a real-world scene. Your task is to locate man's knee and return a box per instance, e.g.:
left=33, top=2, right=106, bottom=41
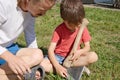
left=32, top=49, right=43, bottom=63
left=88, top=52, right=98, bottom=64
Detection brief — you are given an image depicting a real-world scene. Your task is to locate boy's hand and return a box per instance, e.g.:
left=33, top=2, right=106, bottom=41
left=55, top=64, right=68, bottom=78
left=71, top=50, right=82, bottom=61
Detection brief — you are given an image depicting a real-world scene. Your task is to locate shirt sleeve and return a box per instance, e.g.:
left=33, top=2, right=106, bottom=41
left=0, top=13, right=7, bottom=26
left=0, top=2, right=8, bottom=55
left=51, top=28, right=60, bottom=43
left=23, top=12, right=38, bottom=48
left=0, top=1, right=7, bottom=26
left=82, top=27, right=91, bottom=42
left=0, top=12, right=7, bottom=55
left=0, top=46, right=7, bottom=55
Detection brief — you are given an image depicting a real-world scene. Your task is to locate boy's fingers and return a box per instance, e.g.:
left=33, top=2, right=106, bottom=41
left=70, top=55, right=76, bottom=61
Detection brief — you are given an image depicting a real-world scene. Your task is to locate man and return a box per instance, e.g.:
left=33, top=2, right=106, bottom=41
left=0, top=0, right=55, bottom=79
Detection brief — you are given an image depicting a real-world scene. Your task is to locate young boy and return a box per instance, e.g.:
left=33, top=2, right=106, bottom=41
left=40, top=0, right=98, bottom=78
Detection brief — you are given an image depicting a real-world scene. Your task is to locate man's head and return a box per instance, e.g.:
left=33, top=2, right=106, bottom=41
left=60, top=0, right=85, bottom=26
left=18, top=0, right=55, bottom=17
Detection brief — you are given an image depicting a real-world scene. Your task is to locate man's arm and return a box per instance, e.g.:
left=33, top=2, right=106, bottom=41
left=0, top=50, right=30, bottom=75
left=23, top=12, right=38, bottom=48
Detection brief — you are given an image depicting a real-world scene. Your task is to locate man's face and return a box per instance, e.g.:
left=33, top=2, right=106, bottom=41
left=27, top=0, right=54, bottom=17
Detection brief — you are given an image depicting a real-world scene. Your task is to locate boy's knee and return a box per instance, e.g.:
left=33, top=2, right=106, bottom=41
left=88, top=52, right=98, bottom=64
left=40, top=59, right=53, bottom=73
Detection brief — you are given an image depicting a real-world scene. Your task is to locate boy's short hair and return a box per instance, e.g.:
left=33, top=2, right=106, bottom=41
left=60, top=0, right=85, bottom=25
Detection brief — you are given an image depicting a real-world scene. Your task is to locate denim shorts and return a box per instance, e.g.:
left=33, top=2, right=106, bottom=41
left=45, top=54, right=65, bottom=64
left=0, top=43, right=20, bottom=65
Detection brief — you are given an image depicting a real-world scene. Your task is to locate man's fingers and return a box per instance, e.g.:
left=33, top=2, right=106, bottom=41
left=18, top=61, right=31, bottom=75
left=11, top=67, right=19, bottom=74
left=8, top=63, right=19, bottom=74
left=12, top=63, right=26, bottom=75
left=13, top=60, right=31, bottom=75
left=19, top=64, right=28, bottom=75
left=24, top=64, right=31, bottom=73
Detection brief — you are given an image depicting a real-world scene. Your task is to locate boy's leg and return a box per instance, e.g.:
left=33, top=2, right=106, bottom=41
left=66, top=52, right=98, bottom=80
left=0, top=48, right=43, bottom=79
left=71, top=52, right=98, bottom=67
left=40, top=58, right=53, bottom=73
left=40, top=54, right=65, bottom=73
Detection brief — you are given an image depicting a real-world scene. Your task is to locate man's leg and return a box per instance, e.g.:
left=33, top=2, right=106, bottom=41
left=16, top=48, right=43, bottom=67
left=0, top=48, right=43, bottom=79
left=0, top=74, right=22, bottom=80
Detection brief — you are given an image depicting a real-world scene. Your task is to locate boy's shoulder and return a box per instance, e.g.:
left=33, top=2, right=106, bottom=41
left=56, top=22, right=66, bottom=29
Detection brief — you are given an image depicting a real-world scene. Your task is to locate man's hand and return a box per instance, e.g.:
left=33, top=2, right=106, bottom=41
left=7, top=55, right=31, bottom=75
left=0, top=51, right=31, bottom=75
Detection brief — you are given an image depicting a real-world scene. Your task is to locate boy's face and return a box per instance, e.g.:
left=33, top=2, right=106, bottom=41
left=27, top=0, right=54, bottom=17
left=64, top=21, right=80, bottom=31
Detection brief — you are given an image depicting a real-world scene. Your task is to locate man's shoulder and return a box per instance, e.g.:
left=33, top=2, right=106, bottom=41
left=0, top=0, right=16, bottom=6
left=0, top=0, right=17, bottom=11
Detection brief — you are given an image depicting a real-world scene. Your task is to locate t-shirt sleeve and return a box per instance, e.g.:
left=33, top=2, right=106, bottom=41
left=0, top=46, right=7, bottom=55
left=0, top=11, right=7, bottom=55
left=23, top=12, right=38, bottom=48
left=82, top=27, right=91, bottom=42
left=0, top=13, right=7, bottom=26
left=0, top=2, right=8, bottom=55
left=51, top=28, right=60, bottom=43
left=0, top=2, right=7, bottom=27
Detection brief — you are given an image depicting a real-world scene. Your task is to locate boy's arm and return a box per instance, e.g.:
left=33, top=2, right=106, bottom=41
left=48, top=42, right=68, bottom=78
left=48, top=42, right=59, bottom=67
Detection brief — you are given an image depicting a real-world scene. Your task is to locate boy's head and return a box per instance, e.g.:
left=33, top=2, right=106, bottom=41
left=60, top=0, right=85, bottom=26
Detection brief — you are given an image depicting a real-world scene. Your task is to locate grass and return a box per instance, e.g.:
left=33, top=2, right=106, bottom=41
left=17, top=4, right=120, bottom=80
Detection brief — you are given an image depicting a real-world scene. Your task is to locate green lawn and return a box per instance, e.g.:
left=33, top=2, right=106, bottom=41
left=17, top=4, right=120, bottom=80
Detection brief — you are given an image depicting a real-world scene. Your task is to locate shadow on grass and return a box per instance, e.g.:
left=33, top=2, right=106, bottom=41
left=39, top=47, right=48, bottom=55
left=16, top=42, right=26, bottom=48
